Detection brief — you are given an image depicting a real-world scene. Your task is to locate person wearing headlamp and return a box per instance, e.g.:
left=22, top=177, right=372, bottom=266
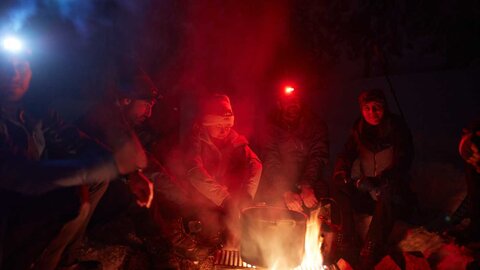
left=0, top=36, right=32, bottom=102
left=257, top=85, right=329, bottom=212
left=0, top=36, right=146, bottom=269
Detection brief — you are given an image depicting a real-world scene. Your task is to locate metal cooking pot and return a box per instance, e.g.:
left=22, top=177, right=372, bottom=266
left=240, top=206, right=307, bottom=268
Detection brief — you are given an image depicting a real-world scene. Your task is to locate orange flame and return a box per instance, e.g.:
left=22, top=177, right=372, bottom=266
left=295, top=208, right=324, bottom=270
left=270, top=208, right=324, bottom=270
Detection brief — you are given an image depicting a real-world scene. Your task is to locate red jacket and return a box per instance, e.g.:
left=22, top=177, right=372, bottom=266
left=183, top=126, right=262, bottom=206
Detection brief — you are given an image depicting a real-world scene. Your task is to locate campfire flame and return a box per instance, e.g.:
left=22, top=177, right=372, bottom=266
left=270, top=208, right=324, bottom=270
left=295, top=208, right=324, bottom=270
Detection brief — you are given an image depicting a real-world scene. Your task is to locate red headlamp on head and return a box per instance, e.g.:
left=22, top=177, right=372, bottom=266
left=278, top=80, right=301, bottom=100
left=284, top=86, right=295, bottom=95
left=279, top=83, right=301, bottom=108
left=280, top=83, right=300, bottom=100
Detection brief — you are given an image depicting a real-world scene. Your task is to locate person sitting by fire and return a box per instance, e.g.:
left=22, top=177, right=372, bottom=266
left=257, top=85, right=329, bottom=213
left=76, top=64, right=189, bottom=263
left=76, top=64, right=159, bottom=214
left=0, top=36, right=147, bottom=270
left=168, top=94, right=262, bottom=252
left=332, top=88, right=416, bottom=269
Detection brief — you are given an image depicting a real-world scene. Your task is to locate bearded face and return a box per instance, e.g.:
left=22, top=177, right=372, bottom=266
left=280, top=96, right=302, bottom=124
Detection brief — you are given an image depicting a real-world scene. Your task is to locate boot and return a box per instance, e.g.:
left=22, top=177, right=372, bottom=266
left=168, top=218, right=200, bottom=260
left=331, top=232, right=358, bottom=266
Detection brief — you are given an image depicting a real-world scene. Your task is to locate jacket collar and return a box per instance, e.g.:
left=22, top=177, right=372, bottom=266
left=197, top=126, right=248, bottom=149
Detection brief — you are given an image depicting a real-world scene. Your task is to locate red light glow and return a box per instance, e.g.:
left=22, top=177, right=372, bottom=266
left=284, top=86, right=295, bottom=95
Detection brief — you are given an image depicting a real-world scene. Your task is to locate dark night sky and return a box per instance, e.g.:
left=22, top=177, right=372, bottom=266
left=1, top=0, right=479, bottom=210
left=1, top=1, right=478, bottom=100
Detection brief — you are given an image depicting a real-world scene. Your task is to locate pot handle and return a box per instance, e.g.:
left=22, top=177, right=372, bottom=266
left=276, top=219, right=297, bottom=228
left=261, top=219, right=297, bottom=228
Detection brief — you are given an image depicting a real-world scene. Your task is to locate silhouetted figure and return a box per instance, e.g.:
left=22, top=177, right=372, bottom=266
left=77, top=66, right=180, bottom=266
left=77, top=66, right=159, bottom=215
left=332, top=89, right=415, bottom=269
left=257, top=86, right=329, bottom=212
left=0, top=38, right=146, bottom=270
left=166, top=94, right=262, bottom=254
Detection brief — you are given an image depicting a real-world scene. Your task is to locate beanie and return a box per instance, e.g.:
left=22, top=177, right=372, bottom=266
left=201, top=94, right=235, bottom=127
left=116, top=68, right=158, bottom=101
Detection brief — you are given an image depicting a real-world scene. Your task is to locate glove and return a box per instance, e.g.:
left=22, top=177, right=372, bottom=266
left=283, top=191, right=303, bottom=212
left=127, top=170, right=154, bottom=208
left=300, top=185, right=318, bottom=209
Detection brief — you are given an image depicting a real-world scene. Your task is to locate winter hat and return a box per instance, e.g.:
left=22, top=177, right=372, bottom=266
left=358, top=89, right=387, bottom=106
left=116, top=67, right=159, bottom=101
left=201, top=94, right=234, bottom=126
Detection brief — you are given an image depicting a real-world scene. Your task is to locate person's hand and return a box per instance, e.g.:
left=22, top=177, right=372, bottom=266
left=113, top=135, right=147, bottom=175
left=369, top=188, right=382, bottom=201
left=283, top=191, right=303, bottom=212
left=300, top=185, right=318, bottom=209
left=127, top=170, right=154, bottom=208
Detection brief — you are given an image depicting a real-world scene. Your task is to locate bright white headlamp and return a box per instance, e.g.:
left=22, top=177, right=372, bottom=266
left=2, top=36, right=26, bottom=54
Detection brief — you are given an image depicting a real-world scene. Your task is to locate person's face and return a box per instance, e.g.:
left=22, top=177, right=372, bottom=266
left=361, top=101, right=385, bottom=126
left=280, top=97, right=302, bottom=123
left=125, top=99, right=155, bottom=126
left=0, top=56, right=32, bottom=102
left=206, top=123, right=232, bottom=141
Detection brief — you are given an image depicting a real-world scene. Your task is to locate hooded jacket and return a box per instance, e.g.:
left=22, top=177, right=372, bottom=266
left=334, top=113, right=413, bottom=187
left=183, top=125, right=262, bottom=206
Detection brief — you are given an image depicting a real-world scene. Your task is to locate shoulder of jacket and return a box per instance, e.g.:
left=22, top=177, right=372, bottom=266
left=230, top=130, right=249, bottom=147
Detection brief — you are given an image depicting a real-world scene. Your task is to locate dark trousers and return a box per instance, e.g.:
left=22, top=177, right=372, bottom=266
left=332, top=182, right=415, bottom=252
